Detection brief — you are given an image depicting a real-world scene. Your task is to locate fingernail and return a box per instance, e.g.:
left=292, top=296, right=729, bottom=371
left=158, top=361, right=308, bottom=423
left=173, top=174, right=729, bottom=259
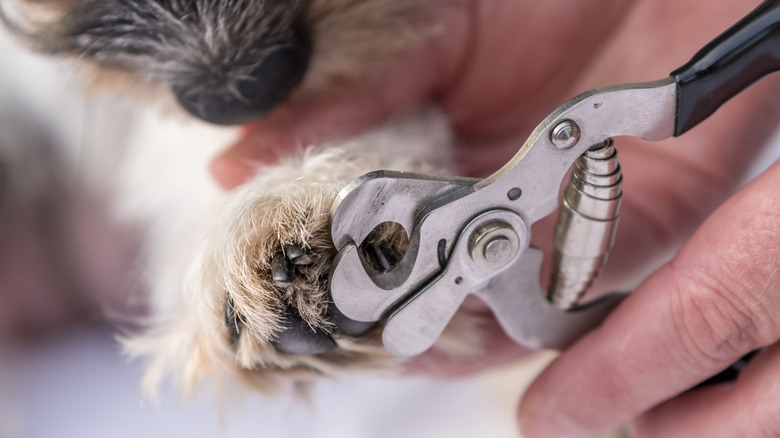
left=518, top=412, right=584, bottom=438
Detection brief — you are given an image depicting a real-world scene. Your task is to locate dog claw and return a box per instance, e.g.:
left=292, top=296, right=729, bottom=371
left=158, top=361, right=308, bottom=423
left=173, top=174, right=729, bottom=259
left=225, top=297, right=242, bottom=329
left=329, top=301, right=374, bottom=337
left=285, top=244, right=312, bottom=265
left=271, top=252, right=293, bottom=287
left=224, top=297, right=244, bottom=345
left=272, top=307, right=337, bottom=355
left=364, top=241, right=399, bottom=273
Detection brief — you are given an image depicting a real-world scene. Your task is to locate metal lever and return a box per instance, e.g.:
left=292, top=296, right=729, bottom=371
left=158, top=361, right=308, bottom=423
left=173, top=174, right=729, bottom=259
left=381, top=209, right=530, bottom=357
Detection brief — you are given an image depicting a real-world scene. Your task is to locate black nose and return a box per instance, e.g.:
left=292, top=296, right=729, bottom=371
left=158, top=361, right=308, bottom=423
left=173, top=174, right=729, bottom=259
left=173, top=43, right=310, bottom=125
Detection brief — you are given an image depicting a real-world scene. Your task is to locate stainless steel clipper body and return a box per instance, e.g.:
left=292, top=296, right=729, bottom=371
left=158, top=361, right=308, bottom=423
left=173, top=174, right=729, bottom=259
left=329, top=78, right=675, bottom=357
left=329, top=0, right=780, bottom=357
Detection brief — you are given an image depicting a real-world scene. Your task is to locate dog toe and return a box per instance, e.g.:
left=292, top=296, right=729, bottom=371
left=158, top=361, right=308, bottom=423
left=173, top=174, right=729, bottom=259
left=271, top=307, right=337, bottom=355
left=285, top=243, right=313, bottom=266
left=271, top=252, right=294, bottom=288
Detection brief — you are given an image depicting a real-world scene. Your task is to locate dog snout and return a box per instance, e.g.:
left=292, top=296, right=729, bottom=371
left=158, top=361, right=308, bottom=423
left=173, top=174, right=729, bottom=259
left=173, top=42, right=310, bottom=125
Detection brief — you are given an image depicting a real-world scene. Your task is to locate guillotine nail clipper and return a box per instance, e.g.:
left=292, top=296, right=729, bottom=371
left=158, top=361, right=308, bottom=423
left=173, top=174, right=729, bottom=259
left=329, top=0, right=780, bottom=357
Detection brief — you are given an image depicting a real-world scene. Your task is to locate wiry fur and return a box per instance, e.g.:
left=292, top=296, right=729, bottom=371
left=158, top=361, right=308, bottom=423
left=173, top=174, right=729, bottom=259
left=0, top=0, right=438, bottom=102
left=1, top=0, right=480, bottom=396
left=122, top=109, right=482, bottom=396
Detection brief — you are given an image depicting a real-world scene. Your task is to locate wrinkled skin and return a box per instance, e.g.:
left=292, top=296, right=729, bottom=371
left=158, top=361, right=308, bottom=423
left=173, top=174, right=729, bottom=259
left=214, top=1, right=780, bottom=437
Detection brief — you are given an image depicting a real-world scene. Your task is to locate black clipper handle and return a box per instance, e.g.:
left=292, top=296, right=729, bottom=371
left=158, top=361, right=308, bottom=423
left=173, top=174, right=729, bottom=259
left=671, top=0, right=780, bottom=136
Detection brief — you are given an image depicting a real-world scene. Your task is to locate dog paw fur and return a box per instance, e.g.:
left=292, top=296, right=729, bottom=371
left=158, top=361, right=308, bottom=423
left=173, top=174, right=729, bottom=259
left=124, top=108, right=484, bottom=395
left=0, top=0, right=483, bottom=397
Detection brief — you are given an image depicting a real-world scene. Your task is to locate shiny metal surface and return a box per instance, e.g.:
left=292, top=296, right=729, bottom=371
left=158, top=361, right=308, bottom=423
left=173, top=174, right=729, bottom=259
left=382, top=210, right=529, bottom=356
left=550, top=119, right=581, bottom=150
left=384, top=246, right=626, bottom=356
left=549, top=141, right=623, bottom=309
left=330, top=170, right=476, bottom=250
left=469, top=220, right=522, bottom=270
left=330, top=78, right=677, bottom=354
left=477, top=249, right=625, bottom=350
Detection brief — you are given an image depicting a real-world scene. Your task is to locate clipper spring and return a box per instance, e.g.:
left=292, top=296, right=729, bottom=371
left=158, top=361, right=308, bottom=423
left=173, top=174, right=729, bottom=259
left=549, top=140, right=622, bottom=309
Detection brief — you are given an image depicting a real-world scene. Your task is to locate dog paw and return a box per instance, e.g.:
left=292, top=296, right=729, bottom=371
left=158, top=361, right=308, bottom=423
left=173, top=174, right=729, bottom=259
left=127, top=109, right=485, bottom=394
left=224, top=240, right=378, bottom=357
left=207, top=146, right=397, bottom=369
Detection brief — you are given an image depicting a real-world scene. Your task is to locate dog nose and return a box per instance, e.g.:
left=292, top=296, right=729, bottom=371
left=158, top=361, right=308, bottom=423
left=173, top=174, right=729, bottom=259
left=173, top=43, right=310, bottom=125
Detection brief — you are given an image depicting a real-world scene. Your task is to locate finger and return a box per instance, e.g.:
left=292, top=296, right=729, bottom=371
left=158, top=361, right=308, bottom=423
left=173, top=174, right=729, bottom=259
left=211, top=0, right=639, bottom=189
left=209, top=126, right=290, bottom=190
left=633, top=384, right=736, bottom=438
left=518, top=158, right=780, bottom=438
left=209, top=58, right=440, bottom=189
left=633, top=342, right=780, bottom=438
left=210, top=5, right=468, bottom=190
left=570, top=0, right=780, bottom=292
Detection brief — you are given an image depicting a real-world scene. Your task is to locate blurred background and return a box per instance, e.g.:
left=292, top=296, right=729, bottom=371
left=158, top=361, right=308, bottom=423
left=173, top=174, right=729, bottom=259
left=0, top=24, right=555, bottom=438
left=2, top=16, right=778, bottom=438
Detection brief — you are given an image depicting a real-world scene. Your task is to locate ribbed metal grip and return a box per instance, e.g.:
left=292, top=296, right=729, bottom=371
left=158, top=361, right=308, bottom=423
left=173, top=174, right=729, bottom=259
left=549, top=140, right=622, bottom=309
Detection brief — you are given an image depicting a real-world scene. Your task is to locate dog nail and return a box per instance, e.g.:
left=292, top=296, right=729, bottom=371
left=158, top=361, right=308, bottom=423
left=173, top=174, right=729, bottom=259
left=329, top=301, right=374, bottom=337
left=285, top=244, right=312, bottom=265
left=271, top=252, right=293, bottom=287
left=272, top=308, right=337, bottom=355
left=224, top=297, right=245, bottom=328
left=224, top=296, right=244, bottom=346
left=365, top=242, right=398, bottom=273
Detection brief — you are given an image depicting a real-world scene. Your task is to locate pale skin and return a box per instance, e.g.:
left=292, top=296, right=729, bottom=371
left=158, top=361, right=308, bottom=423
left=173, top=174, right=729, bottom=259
left=213, top=1, right=780, bottom=437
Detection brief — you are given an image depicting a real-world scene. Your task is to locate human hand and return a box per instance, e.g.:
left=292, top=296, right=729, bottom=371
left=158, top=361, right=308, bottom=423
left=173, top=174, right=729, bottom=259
left=211, top=0, right=780, bottom=435
left=518, top=158, right=780, bottom=438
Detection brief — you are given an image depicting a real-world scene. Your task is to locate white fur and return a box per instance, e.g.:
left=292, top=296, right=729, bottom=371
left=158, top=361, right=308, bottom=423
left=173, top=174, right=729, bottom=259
left=117, top=107, right=478, bottom=395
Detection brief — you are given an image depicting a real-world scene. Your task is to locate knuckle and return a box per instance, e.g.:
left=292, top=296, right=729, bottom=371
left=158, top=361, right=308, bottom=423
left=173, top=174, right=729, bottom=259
left=669, top=262, right=778, bottom=369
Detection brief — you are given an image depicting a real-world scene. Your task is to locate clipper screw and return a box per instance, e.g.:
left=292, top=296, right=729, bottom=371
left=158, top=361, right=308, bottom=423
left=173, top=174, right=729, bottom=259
left=550, top=119, right=581, bottom=150
left=469, top=221, right=520, bottom=269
